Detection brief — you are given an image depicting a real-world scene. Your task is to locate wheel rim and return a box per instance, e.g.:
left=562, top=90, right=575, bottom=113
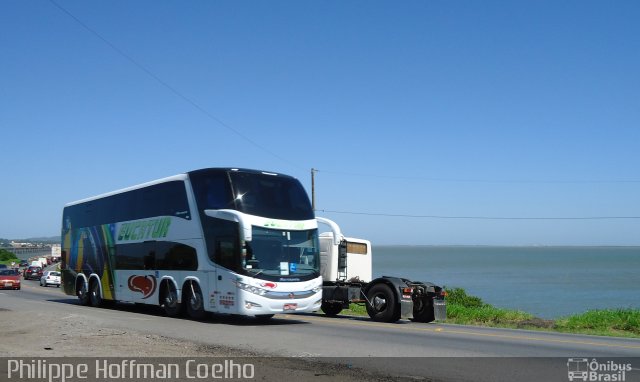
left=373, top=294, right=387, bottom=312
left=91, top=283, right=101, bottom=304
left=78, top=283, right=88, bottom=302
left=190, top=293, right=202, bottom=311
left=165, top=290, right=177, bottom=308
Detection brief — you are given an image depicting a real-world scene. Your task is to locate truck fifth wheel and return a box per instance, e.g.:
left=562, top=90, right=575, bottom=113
left=317, top=217, right=447, bottom=323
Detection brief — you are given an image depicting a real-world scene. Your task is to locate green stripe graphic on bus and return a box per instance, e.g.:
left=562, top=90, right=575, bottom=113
left=117, top=217, right=171, bottom=241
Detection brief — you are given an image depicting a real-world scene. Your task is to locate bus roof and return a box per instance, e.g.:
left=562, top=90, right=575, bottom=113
left=64, top=173, right=189, bottom=207
left=64, top=168, right=294, bottom=207
left=188, top=167, right=295, bottom=179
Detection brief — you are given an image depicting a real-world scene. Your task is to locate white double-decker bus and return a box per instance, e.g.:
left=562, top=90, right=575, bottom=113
left=61, top=168, right=322, bottom=320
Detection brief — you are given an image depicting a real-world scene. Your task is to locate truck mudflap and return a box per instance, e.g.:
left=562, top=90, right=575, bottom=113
left=399, top=297, right=414, bottom=319
left=433, top=298, right=447, bottom=321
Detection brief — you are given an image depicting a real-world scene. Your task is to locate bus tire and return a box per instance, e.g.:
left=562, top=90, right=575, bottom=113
left=89, top=279, right=103, bottom=307
left=321, top=302, right=343, bottom=316
left=161, top=281, right=182, bottom=317
left=185, top=281, right=206, bottom=320
left=77, top=279, right=89, bottom=306
left=366, top=283, right=400, bottom=323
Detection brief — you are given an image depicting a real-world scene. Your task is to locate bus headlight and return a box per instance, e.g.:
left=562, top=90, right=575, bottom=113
left=245, top=301, right=262, bottom=309
left=234, top=281, right=268, bottom=296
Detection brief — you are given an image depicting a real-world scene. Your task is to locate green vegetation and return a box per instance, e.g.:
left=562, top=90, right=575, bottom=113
left=0, top=248, right=19, bottom=265
left=444, top=287, right=640, bottom=338
left=444, top=287, right=536, bottom=326
left=554, top=309, right=640, bottom=337
left=336, top=286, right=640, bottom=338
left=343, top=303, right=368, bottom=316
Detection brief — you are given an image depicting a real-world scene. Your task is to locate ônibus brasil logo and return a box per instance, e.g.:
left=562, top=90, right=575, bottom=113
left=567, top=358, right=633, bottom=382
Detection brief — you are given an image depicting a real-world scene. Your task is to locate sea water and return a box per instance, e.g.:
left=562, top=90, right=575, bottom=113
left=373, top=246, right=640, bottom=319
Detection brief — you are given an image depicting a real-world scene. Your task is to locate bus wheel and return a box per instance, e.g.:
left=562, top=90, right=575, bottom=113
left=365, top=283, right=400, bottom=323
left=77, top=279, right=89, bottom=306
left=161, top=281, right=182, bottom=317
left=185, top=281, right=206, bottom=320
left=89, top=279, right=103, bottom=307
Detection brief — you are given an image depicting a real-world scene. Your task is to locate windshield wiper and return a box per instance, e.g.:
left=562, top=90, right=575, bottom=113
left=246, top=268, right=264, bottom=277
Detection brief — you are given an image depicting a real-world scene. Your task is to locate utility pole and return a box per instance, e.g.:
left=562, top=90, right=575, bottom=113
left=311, top=168, right=317, bottom=211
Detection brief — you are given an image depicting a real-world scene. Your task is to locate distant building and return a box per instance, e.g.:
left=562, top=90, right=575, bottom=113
left=51, top=244, right=61, bottom=258
left=10, top=241, right=35, bottom=248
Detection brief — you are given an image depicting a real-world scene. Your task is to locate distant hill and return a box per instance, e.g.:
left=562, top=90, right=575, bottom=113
left=23, top=236, right=61, bottom=243
left=0, top=236, right=61, bottom=245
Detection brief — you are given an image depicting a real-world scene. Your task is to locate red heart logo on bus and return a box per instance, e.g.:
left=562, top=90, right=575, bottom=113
left=128, top=275, right=157, bottom=299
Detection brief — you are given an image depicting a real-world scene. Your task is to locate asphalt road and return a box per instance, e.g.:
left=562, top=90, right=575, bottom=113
left=2, top=276, right=640, bottom=382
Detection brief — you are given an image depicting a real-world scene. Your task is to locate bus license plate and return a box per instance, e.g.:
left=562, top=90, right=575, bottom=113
left=4, top=283, right=12, bottom=287
left=283, top=303, right=297, bottom=311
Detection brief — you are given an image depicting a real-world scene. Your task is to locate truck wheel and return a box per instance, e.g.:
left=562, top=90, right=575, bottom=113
left=185, top=281, right=206, bottom=320
left=366, top=284, right=400, bottom=323
left=321, top=302, right=343, bottom=316
left=89, top=280, right=103, bottom=307
left=161, top=281, right=183, bottom=317
left=411, top=296, right=435, bottom=323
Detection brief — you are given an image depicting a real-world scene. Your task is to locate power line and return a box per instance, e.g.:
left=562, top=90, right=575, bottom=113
left=316, top=209, right=640, bottom=220
left=46, top=0, right=639, bottom=187
left=48, top=0, right=303, bottom=170
left=316, top=169, right=640, bottom=185
left=312, top=170, right=640, bottom=221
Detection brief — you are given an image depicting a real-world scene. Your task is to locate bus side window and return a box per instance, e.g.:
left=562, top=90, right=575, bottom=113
left=216, top=237, right=238, bottom=271
left=144, top=251, right=155, bottom=270
left=202, top=216, right=240, bottom=271
left=203, top=176, right=232, bottom=210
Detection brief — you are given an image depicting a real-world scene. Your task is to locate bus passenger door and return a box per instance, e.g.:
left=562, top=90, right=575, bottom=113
left=212, top=237, right=240, bottom=313
left=207, top=268, right=218, bottom=312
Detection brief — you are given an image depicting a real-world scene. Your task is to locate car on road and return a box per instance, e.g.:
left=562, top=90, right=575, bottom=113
left=24, top=266, right=43, bottom=281
left=0, top=269, right=21, bottom=290
left=19, top=260, right=29, bottom=267
left=40, top=271, right=61, bottom=287
left=0, top=264, right=7, bottom=269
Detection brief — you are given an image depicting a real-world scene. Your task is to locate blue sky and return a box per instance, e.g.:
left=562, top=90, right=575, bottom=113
left=1, top=1, right=638, bottom=245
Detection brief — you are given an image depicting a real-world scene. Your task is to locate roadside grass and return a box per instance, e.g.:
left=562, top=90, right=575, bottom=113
left=343, top=303, right=368, bottom=316
left=437, top=287, right=541, bottom=328
left=554, top=309, right=640, bottom=338
left=444, top=287, right=640, bottom=338
left=333, top=287, right=640, bottom=338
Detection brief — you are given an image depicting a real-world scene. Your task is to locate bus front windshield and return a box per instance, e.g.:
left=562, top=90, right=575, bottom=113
left=244, top=227, right=320, bottom=281
left=229, top=171, right=314, bottom=220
